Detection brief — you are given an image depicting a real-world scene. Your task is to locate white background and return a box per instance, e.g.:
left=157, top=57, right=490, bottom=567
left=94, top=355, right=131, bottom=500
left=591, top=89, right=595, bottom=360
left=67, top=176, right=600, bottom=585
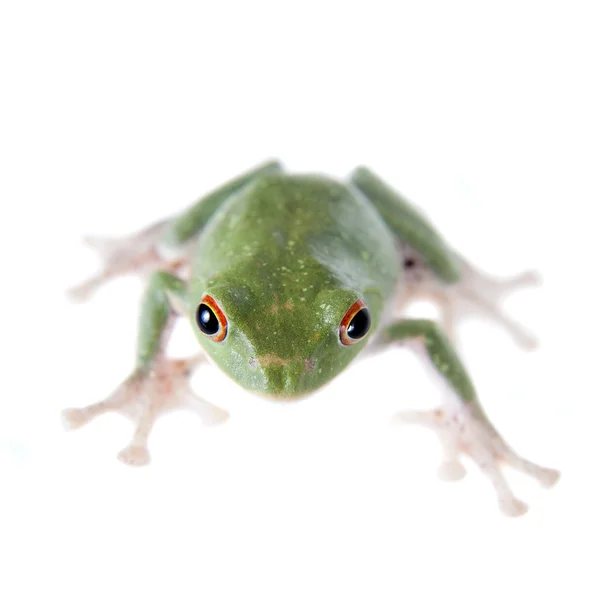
left=1, top=1, right=598, bottom=599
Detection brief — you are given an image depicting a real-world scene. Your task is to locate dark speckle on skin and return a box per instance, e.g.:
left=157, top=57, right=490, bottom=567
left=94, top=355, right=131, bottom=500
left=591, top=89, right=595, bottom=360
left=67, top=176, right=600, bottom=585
left=304, top=358, right=316, bottom=372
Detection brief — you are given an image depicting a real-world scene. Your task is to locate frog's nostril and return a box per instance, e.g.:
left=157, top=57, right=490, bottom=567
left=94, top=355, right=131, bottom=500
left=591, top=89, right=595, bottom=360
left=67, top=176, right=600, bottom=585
left=304, top=358, right=316, bottom=372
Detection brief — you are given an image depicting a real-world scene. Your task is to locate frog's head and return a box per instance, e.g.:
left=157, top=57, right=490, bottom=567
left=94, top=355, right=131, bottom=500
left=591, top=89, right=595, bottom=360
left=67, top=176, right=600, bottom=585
left=188, top=276, right=384, bottom=399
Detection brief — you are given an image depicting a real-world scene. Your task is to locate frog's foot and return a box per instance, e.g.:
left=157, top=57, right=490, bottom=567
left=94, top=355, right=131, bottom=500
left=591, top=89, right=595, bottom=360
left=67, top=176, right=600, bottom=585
left=61, top=356, right=229, bottom=465
left=67, top=220, right=185, bottom=302
left=407, top=265, right=541, bottom=350
left=397, top=243, right=541, bottom=349
left=395, top=404, right=560, bottom=516
left=444, top=261, right=542, bottom=350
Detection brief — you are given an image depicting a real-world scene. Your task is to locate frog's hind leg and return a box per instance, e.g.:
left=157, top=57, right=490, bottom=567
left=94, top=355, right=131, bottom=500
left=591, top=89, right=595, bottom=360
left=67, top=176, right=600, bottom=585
left=350, top=167, right=540, bottom=348
left=67, top=219, right=182, bottom=302
left=68, top=160, right=282, bottom=302
left=449, top=259, right=541, bottom=349
left=399, top=242, right=541, bottom=349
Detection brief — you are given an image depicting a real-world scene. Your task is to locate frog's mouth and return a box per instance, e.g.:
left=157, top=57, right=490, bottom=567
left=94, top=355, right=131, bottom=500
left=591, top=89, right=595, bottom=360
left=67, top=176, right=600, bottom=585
left=233, top=352, right=331, bottom=400
left=255, top=390, right=314, bottom=402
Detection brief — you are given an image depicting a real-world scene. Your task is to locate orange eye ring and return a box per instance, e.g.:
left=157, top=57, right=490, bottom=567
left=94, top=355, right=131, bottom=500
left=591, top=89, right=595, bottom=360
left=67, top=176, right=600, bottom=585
left=339, top=300, right=371, bottom=346
left=196, top=294, right=228, bottom=342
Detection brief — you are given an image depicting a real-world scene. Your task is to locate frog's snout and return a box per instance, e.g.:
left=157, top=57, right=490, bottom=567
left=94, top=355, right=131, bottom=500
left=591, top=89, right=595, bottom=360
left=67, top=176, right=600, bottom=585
left=256, top=356, right=316, bottom=399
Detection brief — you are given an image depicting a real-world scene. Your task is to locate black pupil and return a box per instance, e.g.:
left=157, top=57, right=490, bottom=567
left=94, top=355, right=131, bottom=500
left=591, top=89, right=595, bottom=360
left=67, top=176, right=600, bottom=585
left=347, top=308, right=371, bottom=339
left=197, top=304, right=220, bottom=335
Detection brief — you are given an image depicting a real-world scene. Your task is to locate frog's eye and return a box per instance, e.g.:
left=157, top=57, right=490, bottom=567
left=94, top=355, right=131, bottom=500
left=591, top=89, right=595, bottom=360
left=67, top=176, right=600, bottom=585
left=339, top=300, right=371, bottom=346
left=196, top=295, right=228, bottom=342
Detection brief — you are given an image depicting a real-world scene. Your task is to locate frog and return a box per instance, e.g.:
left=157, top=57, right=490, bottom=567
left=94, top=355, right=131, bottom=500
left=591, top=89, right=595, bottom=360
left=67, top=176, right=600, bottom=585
left=62, top=160, right=559, bottom=517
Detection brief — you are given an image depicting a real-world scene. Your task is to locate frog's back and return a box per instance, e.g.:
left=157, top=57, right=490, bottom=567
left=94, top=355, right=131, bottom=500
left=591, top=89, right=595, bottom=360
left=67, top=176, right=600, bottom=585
left=192, top=173, right=400, bottom=308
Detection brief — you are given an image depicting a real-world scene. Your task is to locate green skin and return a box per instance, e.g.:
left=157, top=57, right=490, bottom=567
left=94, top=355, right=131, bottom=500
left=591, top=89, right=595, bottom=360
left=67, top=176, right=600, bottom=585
left=65, top=160, right=559, bottom=516
left=142, top=161, right=470, bottom=401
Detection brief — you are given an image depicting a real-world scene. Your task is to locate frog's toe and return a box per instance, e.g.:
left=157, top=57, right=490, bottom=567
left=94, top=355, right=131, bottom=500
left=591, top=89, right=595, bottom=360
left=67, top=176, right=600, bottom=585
left=191, top=401, right=229, bottom=426
left=117, top=444, right=151, bottom=467
left=66, top=276, right=106, bottom=303
left=437, top=460, right=466, bottom=481
left=500, top=496, right=529, bottom=518
left=82, top=235, right=122, bottom=256
left=61, top=408, right=87, bottom=430
left=394, top=409, right=466, bottom=482
left=510, top=270, right=542, bottom=289
left=392, top=409, right=439, bottom=427
left=61, top=402, right=117, bottom=430
left=459, top=263, right=542, bottom=299
left=176, top=369, right=230, bottom=426
left=490, top=433, right=561, bottom=488
left=538, top=468, right=561, bottom=488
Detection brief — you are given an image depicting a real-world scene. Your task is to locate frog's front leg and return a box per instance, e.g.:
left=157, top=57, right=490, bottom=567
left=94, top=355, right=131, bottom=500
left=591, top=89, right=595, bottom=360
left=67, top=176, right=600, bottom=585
left=62, top=272, right=228, bottom=465
left=378, top=319, right=559, bottom=516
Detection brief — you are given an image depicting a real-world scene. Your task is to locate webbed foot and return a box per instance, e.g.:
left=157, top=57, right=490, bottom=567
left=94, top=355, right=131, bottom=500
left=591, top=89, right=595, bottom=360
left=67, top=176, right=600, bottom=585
left=441, top=262, right=542, bottom=350
left=395, top=404, right=559, bottom=517
left=61, top=356, right=228, bottom=465
left=401, top=258, right=541, bottom=350
left=67, top=220, right=185, bottom=302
